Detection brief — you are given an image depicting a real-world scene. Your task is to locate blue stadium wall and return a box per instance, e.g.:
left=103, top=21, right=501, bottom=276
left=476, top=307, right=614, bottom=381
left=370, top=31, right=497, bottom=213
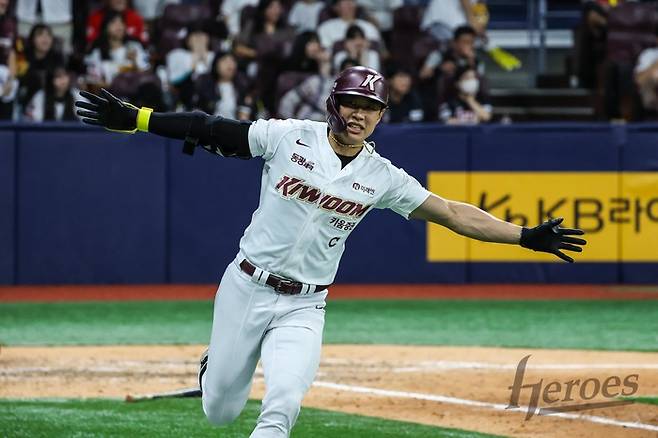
left=0, top=122, right=656, bottom=285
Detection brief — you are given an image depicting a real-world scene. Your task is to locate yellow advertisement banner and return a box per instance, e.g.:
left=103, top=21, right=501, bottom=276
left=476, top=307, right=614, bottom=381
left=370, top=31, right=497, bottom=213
left=426, top=172, right=658, bottom=262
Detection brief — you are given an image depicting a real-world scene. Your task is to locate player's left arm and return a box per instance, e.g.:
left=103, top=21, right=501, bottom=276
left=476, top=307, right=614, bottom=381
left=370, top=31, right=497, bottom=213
left=74, top=89, right=252, bottom=158
left=410, top=193, right=587, bottom=263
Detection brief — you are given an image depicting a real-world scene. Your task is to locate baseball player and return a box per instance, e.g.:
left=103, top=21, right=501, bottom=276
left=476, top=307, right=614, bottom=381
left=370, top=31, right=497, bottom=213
left=75, top=66, right=586, bottom=437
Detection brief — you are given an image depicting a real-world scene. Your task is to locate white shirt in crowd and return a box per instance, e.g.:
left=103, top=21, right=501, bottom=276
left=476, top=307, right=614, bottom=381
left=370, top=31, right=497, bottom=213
left=317, top=18, right=381, bottom=50
left=288, top=1, right=325, bottom=33
left=24, top=88, right=81, bottom=122
left=222, top=0, right=259, bottom=37
left=15, top=0, right=71, bottom=24
left=86, top=41, right=150, bottom=85
left=634, top=47, right=658, bottom=109
left=421, top=0, right=475, bottom=31
left=355, top=0, right=403, bottom=32
left=166, top=48, right=214, bottom=85
left=214, top=82, right=238, bottom=118
left=0, top=65, right=18, bottom=104
left=241, top=118, right=431, bottom=285
left=634, top=47, right=658, bottom=74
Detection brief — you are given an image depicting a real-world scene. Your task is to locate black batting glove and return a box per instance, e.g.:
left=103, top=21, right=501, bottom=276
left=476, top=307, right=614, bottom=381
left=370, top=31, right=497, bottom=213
left=520, top=217, right=587, bottom=263
left=75, top=89, right=138, bottom=133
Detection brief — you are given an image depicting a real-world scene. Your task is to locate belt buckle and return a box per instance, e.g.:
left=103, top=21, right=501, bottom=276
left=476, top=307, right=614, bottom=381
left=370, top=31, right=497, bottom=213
left=273, top=278, right=297, bottom=295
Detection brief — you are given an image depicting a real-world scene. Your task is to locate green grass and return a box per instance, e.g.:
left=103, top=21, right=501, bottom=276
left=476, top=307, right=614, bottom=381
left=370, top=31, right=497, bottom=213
left=0, top=398, right=502, bottom=438
left=623, top=396, right=658, bottom=406
left=1, top=300, right=657, bottom=350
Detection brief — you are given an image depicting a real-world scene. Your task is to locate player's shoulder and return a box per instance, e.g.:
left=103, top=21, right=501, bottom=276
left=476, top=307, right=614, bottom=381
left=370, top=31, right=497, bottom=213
left=361, top=147, right=414, bottom=182
left=361, top=146, right=396, bottom=170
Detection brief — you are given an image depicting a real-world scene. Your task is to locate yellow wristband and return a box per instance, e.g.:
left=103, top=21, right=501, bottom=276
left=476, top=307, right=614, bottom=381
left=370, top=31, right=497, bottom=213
left=136, top=107, right=153, bottom=132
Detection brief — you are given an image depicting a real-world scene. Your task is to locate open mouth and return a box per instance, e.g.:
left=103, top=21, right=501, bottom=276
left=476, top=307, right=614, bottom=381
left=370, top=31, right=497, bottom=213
left=346, top=122, right=364, bottom=134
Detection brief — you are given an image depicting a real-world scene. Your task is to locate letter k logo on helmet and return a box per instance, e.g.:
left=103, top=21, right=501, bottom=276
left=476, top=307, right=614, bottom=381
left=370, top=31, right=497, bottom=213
left=360, top=74, right=381, bottom=91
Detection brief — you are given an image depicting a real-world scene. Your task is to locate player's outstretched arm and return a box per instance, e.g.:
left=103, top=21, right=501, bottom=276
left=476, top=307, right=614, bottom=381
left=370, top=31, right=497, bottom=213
left=410, top=193, right=587, bottom=262
left=74, top=89, right=252, bottom=158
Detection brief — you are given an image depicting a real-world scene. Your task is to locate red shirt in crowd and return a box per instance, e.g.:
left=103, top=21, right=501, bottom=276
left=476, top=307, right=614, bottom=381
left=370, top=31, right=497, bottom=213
left=86, top=8, right=147, bottom=46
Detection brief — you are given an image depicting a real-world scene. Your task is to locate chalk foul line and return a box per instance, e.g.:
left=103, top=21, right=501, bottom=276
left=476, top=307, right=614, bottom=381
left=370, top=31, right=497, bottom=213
left=312, top=380, right=658, bottom=433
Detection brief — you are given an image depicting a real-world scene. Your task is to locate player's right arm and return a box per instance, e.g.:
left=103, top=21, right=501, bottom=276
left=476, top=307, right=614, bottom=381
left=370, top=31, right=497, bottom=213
left=74, top=88, right=252, bottom=159
left=410, top=193, right=587, bottom=263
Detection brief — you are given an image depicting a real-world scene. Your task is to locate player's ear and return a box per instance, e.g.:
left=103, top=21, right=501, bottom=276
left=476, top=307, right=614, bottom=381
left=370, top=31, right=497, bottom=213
left=376, top=107, right=386, bottom=123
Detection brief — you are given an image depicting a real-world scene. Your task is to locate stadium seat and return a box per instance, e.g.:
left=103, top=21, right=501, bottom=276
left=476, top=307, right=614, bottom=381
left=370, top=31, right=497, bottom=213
left=109, top=71, right=162, bottom=100
left=390, top=6, right=436, bottom=72
left=160, top=3, right=213, bottom=31
left=156, top=3, right=214, bottom=57
left=275, top=71, right=313, bottom=104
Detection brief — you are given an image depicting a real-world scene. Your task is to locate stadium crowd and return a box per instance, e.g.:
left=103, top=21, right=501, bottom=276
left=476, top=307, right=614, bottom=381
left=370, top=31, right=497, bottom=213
left=0, top=0, right=656, bottom=124
left=0, top=0, right=494, bottom=124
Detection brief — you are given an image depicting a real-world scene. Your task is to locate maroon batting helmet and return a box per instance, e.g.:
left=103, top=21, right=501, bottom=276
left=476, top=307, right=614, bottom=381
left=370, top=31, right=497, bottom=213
left=326, top=66, right=388, bottom=133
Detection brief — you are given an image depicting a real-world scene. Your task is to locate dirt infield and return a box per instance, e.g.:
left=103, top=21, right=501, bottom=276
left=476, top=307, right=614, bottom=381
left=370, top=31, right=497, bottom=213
left=2, top=345, right=657, bottom=437
left=2, top=284, right=658, bottom=302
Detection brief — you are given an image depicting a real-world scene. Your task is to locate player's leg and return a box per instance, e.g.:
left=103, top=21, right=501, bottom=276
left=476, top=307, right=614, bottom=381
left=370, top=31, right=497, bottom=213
left=202, top=261, right=277, bottom=426
left=249, top=292, right=327, bottom=438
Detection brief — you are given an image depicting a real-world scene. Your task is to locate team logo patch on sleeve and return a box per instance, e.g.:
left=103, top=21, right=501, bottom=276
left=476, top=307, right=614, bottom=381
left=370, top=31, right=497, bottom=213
left=275, top=175, right=372, bottom=218
left=352, top=182, right=376, bottom=197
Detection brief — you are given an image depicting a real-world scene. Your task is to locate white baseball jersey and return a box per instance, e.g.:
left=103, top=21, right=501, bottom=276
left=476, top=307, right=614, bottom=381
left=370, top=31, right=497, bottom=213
left=238, top=118, right=431, bottom=285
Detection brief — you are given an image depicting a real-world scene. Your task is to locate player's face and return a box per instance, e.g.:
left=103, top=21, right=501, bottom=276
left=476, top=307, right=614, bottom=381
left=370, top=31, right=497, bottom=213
left=336, top=95, right=385, bottom=144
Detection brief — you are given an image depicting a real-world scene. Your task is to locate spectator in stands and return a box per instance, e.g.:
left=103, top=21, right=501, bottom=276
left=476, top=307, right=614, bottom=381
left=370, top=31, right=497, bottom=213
left=87, top=0, right=147, bottom=47
left=288, top=0, right=324, bottom=33
left=278, top=57, right=361, bottom=120
left=439, top=65, right=491, bottom=125
left=0, top=0, right=17, bottom=119
left=421, top=0, right=486, bottom=44
left=166, top=21, right=214, bottom=110
left=418, top=25, right=482, bottom=121
left=16, top=24, right=65, bottom=107
left=277, top=45, right=337, bottom=120
left=195, top=50, right=252, bottom=120
left=574, top=1, right=610, bottom=89
left=332, top=24, right=380, bottom=73
left=222, top=0, right=259, bottom=37
left=317, top=0, right=381, bottom=50
left=15, top=0, right=73, bottom=53
left=0, top=0, right=15, bottom=61
left=0, top=62, right=17, bottom=118
left=355, top=0, right=402, bottom=47
left=382, top=66, right=423, bottom=123
left=235, top=0, right=295, bottom=115
left=284, top=31, right=329, bottom=73
left=23, top=65, right=79, bottom=122
left=85, top=11, right=149, bottom=87
left=419, top=24, right=480, bottom=84
left=634, top=25, right=658, bottom=118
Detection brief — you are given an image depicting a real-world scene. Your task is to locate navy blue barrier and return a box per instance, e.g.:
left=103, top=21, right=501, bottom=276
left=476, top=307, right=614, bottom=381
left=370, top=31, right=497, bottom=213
left=0, top=131, right=15, bottom=284
left=0, top=122, right=656, bottom=285
left=15, top=127, right=167, bottom=284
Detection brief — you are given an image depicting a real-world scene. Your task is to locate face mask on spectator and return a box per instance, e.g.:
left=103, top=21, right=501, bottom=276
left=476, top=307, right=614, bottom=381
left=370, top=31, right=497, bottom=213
left=459, top=78, right=479, bottom=95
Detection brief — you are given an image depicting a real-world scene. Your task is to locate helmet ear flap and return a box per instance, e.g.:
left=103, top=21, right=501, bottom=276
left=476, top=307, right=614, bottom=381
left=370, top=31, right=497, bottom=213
left=326, top=93, right=347, bottom=133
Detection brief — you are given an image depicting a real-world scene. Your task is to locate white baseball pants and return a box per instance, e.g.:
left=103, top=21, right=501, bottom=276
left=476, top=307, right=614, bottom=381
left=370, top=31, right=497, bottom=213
left=201, top=258, right=327, bottom=437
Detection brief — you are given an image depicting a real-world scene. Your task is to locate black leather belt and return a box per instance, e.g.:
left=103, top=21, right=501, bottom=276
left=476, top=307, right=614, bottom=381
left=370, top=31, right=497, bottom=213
left=239, top=259, right=330, bottom=295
